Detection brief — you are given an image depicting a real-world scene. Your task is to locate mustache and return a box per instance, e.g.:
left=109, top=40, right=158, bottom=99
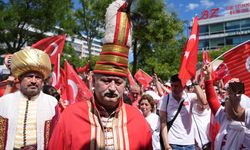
left=104, top=92, right=118, bottom=97
left=28, top=84, right=38, bottom=88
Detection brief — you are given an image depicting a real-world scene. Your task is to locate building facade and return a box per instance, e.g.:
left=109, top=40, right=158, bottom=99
left=70, top=37, right=102, bottom=58
left=198, top=2, right=250, bottom=50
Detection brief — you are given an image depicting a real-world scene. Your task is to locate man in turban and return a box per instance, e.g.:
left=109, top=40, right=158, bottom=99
left=0, top=47, right=58, bottom=150
left=48, top=0, right=152, bottom=149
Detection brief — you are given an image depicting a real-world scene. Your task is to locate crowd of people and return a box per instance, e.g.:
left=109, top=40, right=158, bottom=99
left=1, top=0, right=250, bottom=150
left=1, top=47, right=250, bottom=150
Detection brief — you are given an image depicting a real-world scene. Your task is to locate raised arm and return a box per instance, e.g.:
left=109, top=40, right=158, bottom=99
left=203, top=64, right=221, bottom=115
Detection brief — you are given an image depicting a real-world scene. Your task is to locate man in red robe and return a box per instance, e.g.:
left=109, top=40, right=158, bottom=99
left=48, top=0, right=152, bottom=149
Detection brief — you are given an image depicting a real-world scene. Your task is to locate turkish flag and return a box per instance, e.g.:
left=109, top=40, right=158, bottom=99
left=209, top=113, right=220, bottom=150
left=64, top=60, right=93, bottom=104
left=76, top=61, right=90, bottom=74
left=127, top=69, right=137, bottom=87
left=51, top=54, right=61, bottom=90
left=223, top=40, right=250, bottom=97
left=201, top=50, right=216, bottom=80
left=214, top=62, right=232, bottom=84
left=32, top=34, right=66, bottom=64
left=179, top=16, right=199, bottom=87
left=134, top=69, right=153, bottom=88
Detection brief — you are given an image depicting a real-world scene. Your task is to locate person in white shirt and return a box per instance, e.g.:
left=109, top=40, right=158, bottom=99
left=139, top=94, right=161, bottom=150
left=159, top=74, right=206, bottom=150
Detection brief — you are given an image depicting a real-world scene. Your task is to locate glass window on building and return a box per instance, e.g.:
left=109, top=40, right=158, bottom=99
left=210, top=23, right=224, bottom=34
left=225, top=20, right=241, bottom=32
left=199, top=40, right=209, bottom=50
left=200, top=25, right=209, bottom=36
left=241, top=34, right=250, bottom=43
left=210, top=38, right=224, bottom=49
left=226, top=36, right=241, bottom=46
left=241, top=19, right=250, bottom=31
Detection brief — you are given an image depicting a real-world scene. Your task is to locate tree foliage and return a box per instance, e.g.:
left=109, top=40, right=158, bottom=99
left=198, top=46, right=233, bottom=62
left=73, top=0, right=112, bottom=62
left=129, top=0, right=183, bottom=81
left=0, top=0, right=73, bottom=54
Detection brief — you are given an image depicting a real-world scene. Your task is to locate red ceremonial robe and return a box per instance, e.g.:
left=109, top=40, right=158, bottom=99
left=48, top=99, right=153, bottom=150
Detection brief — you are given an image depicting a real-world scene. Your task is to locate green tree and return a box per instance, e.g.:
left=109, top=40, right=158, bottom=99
left=198, top=46, right=233, bottom=62
left=73, top=0, right=113, bottom=63
left=130, top=0, right=183, bottom=79
left=0, top=0, right=73, bottom=54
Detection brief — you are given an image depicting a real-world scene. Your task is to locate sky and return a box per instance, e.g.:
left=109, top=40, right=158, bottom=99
left=166, top=0, right=250, bottom=21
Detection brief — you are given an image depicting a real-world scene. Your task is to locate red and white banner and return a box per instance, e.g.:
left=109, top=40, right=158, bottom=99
left=214, top=63, right=231, bottom=84
left=179, top=16, right=199, bottom=87
left=223, top=40, right=250, bottom=96
left=32, top=34, right=66, bottom=64
left=134, top=69, right=153, bottom=88
left=64, top=60, right=93, bottom=104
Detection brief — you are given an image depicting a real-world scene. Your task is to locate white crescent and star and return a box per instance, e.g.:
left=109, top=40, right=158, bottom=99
left=184, top=51, right=190, bottom=59
left=245, top=56, right=250, bottom=72
left=52, top=72, right=57, bottom=86
left=49, top=42, right=59, bottom=56
left=68, top=79, right=78, bottom=100
left=189, top=34, right=196, bottom=41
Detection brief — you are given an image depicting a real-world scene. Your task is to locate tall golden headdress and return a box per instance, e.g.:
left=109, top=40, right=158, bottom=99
left=93, top=0, right=132, bottom=77
left=11, top=47, right=51, bottom=79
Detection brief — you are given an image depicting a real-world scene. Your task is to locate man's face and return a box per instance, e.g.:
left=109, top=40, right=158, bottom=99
left=171, top=81, right=184, bottom=98
left=128, top=88, right=140, bottom=102
left=93, top=74, right=126, bottom=109
left=19, top=72, right=44, bottom=98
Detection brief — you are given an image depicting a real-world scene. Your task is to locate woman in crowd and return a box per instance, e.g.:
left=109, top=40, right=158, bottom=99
left=139, top=94, right=161, bottom=150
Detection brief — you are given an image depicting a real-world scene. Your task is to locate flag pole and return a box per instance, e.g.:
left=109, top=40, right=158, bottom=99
left=211, top=40, right=250, bottom=64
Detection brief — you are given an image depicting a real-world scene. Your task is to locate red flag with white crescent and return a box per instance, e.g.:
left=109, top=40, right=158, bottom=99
left=32, top=34, right=66, bottom=65
left=64, top=60, right=93, bottom=104
left=223, top=40, right=250, bottom=97
left=134, top=69, right=153, bottom=88
left=179, top=16, right=199, bottom=87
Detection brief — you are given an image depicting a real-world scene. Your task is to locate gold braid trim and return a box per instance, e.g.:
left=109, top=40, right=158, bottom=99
left=99, top=55, right=128, bottom=65
left=0, top=116, right=8, bottom=150
left=44, top=120, right=51, bottom=149
left=94, top=64, right=127, bottom=74
left=102, top=45, right=129, bottom=55
left=117, top=12, right=129, bottom=45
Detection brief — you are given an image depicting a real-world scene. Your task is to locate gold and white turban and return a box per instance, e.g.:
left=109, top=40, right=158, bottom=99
left=11, top=47, right=51, bottom=79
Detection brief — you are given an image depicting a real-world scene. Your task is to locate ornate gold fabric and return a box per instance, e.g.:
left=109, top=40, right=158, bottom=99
left=0, top=116, right=8, bottom=150
left=102, top=45, right=129, bottom=55
left=98, top=55, right=128, bottom=65
left=44, top=120, right=52, bottom=149
left=117, top=12, right=129, bottom=45
left=94, top=64, right=127, bottom=75
left=11, top=47, right=51, bottom=79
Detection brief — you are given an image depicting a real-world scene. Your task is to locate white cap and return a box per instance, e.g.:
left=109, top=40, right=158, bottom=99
left=145, top=90, right=161, bottom=100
